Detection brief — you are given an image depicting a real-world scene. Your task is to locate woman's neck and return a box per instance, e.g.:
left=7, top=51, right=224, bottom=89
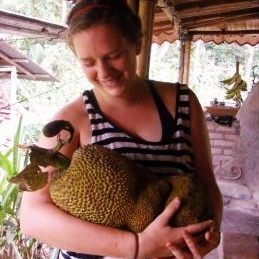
left=93, top=77, right=150, bottom=109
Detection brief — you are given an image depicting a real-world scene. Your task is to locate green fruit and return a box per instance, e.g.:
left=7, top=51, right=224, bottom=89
left=221, top=73, right=240, bottom=85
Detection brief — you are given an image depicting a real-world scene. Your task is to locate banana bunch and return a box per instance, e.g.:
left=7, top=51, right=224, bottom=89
left=221, top=62, right=247, bottom=106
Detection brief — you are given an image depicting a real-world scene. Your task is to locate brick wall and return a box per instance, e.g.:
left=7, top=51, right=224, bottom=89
left=206, top=119, right=240, bottom=168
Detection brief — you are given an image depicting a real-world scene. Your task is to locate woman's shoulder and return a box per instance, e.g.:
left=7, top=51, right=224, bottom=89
left=50, top=96, right=91, bottom=143
left=151, top=80, right=177, bottom=88
left=54, top=96, right=86, bottom=119
left=150, top=80, right=201, bottom=111
left=150, top=80, right=189, bottom=95
left=150, top=80, right=176, bottom=95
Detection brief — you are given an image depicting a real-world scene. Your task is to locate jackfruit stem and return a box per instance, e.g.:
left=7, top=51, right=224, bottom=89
left=43, top=120, right=74, bottom=155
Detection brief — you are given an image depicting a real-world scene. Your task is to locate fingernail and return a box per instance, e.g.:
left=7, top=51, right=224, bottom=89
left=174, top=197, right=180, bottom=204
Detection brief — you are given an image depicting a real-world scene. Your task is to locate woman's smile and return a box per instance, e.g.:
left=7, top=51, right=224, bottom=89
left=72, top=24, right=139, bottom=96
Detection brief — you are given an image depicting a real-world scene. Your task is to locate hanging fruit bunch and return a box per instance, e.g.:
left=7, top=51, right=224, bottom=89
left=221, top=61, right=247, bottom=107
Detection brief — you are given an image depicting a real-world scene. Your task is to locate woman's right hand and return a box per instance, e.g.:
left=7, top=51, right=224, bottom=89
left=137, top=197, right=214, bottom=258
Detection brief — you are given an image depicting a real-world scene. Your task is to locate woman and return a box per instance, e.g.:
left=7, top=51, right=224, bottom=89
left=20, top=0, right=223, bottom=258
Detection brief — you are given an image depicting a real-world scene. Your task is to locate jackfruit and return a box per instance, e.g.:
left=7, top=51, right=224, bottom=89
left=10, top=120, right=213, bottom=232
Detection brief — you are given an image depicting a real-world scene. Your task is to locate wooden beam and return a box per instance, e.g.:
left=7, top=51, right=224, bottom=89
left=183, top=14, right=259, bottom=30
left=178, top=34, right=191, bottom=84
left=0, top=52, right=36, bottom=79
left=11, top=58, right=29, bottom=63
left=189, top=30, right=259, bottom=36
left=182, top=39, right=191, bottom=85
left=137, top=0, right=157, bottom=78
left=175, top=1, right=259, bottom=19
left=127, top=0, right=139, bottom=13
left=156, top=0, right=259, bottom=32
left=0, top=10, right=66, bottom=40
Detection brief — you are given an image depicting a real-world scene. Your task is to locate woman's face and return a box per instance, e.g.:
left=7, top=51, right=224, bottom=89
left=72, top=24, right=141, bottom=97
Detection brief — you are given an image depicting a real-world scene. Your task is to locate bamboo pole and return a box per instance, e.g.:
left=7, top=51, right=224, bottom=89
left=182, top=38, right=191, bottom=84
left=137, top=0, right=156, bottom=79
left=178, top=33, right=191, bottom=84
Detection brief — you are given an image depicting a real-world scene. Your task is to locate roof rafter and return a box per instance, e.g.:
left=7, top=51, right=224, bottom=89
left=0, top=51, right=36, bottom=79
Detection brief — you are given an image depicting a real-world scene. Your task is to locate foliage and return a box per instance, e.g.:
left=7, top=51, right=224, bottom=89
left=0, top=116, right=52, bottom=259
left=0, top=0, right=73, bottom=24
left=22, top=123, right=42, bottom=146
left=1, top=0, right=86, bottom=125
left=150, top=41, right=259, bottom=106
left=149, top=41, right=179, bottom=83
left=188, top=41, right=259, bottom=105
left=4, top=37, right=87, bottom=126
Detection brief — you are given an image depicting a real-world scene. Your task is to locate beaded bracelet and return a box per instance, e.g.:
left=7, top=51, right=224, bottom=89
left=133, top=233, right=139, bottom=259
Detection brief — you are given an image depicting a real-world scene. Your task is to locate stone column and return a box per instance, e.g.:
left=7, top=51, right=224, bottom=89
left=236, top=82, right=259, bottom=204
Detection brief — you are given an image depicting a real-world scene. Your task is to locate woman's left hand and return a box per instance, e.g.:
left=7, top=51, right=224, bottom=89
left=166, top=228, right=221, bottom=259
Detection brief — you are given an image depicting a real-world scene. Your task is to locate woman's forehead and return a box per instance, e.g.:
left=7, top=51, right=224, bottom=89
left=72, top=25, right=130, bottom=57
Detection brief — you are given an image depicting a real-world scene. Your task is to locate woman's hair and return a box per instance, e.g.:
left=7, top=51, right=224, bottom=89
left=66, top=0, right=142, bottom=51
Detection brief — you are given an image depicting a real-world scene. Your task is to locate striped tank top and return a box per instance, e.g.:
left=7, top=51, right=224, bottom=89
left=84, top=80, right=195, bottom=176
left=59, top=81, right=195, bottom=259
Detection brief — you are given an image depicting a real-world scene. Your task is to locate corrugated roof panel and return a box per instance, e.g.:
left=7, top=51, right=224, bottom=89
left=0, top=41, right=58, bottom=81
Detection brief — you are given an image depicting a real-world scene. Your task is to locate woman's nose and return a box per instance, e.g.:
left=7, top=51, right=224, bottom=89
left=97, top=60, right=112, bottom=79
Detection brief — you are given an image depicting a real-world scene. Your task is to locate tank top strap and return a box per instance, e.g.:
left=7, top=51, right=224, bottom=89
left=146, top=80, right=175, bottom=142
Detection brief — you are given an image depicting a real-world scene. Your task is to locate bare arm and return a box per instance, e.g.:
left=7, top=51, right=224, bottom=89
left=20, top=98, right=138, bottom=257
left=20, top=187, right=139, bottom=257
left=164, top=89, right=223, bottom=259
left=19, top=95, right=215, bottom=258
left=189, top=89, right=223, bottom=231
left=20, top=188, right=213, bottom=258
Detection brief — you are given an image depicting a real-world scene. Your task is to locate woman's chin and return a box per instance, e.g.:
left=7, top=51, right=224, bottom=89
left=101, top=80, right=126, bottom=96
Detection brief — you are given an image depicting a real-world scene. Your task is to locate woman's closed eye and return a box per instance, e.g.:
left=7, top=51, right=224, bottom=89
left=105, top=50, right=124, bottom=61
left=80, top=58, right=95, bottom=68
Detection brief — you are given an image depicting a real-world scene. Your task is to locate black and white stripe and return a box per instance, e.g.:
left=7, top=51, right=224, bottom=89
left=83, top=81, right=195, bottom=175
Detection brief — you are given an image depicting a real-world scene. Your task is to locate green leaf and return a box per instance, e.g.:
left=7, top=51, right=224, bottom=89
left=12, top=116, right=23, bottom=173
left=1, top=184, right=18, bottom=210
left=0, top=153, right=13, bottom=175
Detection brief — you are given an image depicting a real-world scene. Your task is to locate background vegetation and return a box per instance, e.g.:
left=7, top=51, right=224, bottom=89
left=150, top=41, right=259, bottom=105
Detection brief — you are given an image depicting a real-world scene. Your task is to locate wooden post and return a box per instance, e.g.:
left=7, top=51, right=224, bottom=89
left=182, top=38, right=191, bottom=85
left=137, top=0, right=156, bottom=79
left=127, top=0, right=139, bottom=13
left=178, top=33, right=191, bottom=84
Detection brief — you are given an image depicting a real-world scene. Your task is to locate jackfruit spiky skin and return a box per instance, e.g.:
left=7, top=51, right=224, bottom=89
left=50, top=144, right=171, bottom=232
left=166, top=175, right=213, bottom=227
left=50, top=145, right=213, bottom=232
